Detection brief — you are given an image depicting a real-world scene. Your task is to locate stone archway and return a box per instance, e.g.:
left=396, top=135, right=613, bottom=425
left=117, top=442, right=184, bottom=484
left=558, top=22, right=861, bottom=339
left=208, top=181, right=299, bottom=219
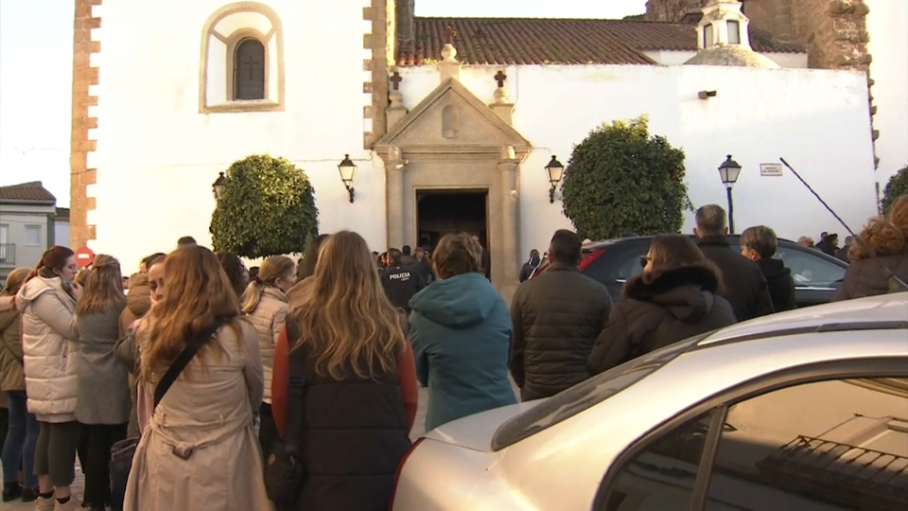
left=375, top=79, right=531, bottom=296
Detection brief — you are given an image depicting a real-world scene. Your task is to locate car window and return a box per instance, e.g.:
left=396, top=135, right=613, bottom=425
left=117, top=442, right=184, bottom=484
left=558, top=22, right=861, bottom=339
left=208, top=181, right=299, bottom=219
left=603, top=412, right=714, bottom=511
left=612, top=244, right=649, bottom=281
left=774, top=246, right=846, bottom=288
left=491, top=334, right=708, bottom=451
left=704, top=378, right=908, bottom=510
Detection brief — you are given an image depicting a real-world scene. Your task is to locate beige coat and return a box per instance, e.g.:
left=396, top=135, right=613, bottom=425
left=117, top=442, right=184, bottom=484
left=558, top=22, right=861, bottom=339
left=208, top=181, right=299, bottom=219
left=245, top=286, right=288, bottom=403
left=16, top=276, right=79, bottom=422
left=123, top=318, right=273, bottom=511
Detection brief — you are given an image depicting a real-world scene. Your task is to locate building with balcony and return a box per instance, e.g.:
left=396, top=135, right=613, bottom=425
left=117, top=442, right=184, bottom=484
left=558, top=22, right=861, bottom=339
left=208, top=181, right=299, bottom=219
left=0, top=181, right=59, bottom=284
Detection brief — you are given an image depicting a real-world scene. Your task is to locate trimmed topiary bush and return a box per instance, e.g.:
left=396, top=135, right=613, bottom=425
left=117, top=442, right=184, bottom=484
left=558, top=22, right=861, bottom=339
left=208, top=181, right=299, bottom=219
left=881, top=165, right=908, bottom=214
left=561, top=115, right=689, bottom=240
left=210, top=154, right=319, bottom=258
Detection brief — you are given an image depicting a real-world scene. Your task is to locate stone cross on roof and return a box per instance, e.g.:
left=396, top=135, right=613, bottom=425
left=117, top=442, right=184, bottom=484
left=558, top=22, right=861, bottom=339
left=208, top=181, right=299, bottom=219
left=444, top=25, right=458, bottom=45
left=494, top=70, right=507, bottom=88
left=390, top=71, right=403, bottom=91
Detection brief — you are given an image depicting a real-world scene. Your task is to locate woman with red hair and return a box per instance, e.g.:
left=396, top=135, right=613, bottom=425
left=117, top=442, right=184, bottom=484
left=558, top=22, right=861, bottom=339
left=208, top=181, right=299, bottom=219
left=833, top=195, right=908, bottom=300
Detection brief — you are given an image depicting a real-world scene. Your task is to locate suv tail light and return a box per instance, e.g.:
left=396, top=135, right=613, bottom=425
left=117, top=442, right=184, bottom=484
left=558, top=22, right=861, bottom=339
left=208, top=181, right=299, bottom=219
left=389, top=437, right=425, bottom=510
left=579, top=249, right=607, bottom=271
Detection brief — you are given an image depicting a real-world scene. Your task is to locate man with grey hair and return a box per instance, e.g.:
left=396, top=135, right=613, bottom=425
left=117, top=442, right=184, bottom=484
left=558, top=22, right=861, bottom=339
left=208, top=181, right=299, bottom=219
left=694, top=204, right=773, bottom=321
left=834, top=235, right=853, bottom=262
left=740, top=225, right=796, bottom=312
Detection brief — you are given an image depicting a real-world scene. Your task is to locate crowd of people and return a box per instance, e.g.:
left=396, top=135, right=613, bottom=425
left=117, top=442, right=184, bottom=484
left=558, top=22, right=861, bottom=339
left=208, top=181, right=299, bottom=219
left=0, top=196, right=905, bottom=511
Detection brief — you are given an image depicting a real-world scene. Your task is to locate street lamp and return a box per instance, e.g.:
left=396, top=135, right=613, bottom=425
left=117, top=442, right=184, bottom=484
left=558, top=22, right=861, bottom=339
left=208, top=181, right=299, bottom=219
left=717, top=155, right=742, bottom=234
left=212, top=171, right=226, bottom=200
left=338, top=154, right=356, bottom=203
left=545, top=155, right=565, bottom=204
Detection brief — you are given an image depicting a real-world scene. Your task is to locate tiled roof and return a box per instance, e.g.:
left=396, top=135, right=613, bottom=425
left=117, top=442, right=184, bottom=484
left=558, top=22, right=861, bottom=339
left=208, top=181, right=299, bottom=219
left=0, top=181, right=57, bottom=203
left=397, top=18, right=805, bottom=67
left=56, top=207, right=71, bottom=220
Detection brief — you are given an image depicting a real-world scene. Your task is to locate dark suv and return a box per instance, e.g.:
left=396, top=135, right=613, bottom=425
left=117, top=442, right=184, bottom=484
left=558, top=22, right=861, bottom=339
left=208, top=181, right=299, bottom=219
left=531, top=236, right=847, bottom=309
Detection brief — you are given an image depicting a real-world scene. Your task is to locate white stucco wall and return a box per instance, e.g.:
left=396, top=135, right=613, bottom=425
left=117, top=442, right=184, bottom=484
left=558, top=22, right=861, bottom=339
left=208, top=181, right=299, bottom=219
left=866, top=0, right=908, bottom=183
left=395, top=64, right=876, bottom=259
left=87, top=0, right=381, bottom=267
left=54, top=220, right=70, bottom=248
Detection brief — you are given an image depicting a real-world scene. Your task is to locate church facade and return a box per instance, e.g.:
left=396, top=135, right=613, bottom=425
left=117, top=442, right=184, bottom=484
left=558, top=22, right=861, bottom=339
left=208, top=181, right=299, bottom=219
left=71, top=0, right=878, bottom=295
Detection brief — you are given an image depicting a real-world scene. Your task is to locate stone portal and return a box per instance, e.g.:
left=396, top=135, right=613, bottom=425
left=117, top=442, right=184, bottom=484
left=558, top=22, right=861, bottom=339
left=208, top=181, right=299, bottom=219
left=375, top=78, right=531, bottom=297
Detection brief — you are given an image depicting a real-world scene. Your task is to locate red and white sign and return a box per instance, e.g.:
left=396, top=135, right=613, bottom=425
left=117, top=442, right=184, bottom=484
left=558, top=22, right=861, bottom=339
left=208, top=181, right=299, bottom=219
left=75, top=246, right=95, bottom=266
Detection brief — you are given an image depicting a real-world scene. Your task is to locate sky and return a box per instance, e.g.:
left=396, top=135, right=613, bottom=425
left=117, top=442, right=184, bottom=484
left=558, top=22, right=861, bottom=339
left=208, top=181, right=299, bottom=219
left=0, top=0, right=648, bottom=207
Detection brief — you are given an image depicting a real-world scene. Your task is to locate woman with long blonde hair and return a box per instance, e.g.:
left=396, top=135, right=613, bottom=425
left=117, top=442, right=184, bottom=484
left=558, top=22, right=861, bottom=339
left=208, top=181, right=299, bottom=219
left=271, top=231, right=417, bottom=510
left=123, top=246, right=270, bottom=511
left=72, top=255, right=128, bottom=511
left=241, top=255, right=296, bottom=455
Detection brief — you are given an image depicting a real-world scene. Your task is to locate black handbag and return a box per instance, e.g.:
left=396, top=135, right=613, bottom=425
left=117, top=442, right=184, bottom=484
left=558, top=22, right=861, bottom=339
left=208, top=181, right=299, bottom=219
left=109, top=317, right=228, bottom=510
left=264, top=330, right=308, bottom=507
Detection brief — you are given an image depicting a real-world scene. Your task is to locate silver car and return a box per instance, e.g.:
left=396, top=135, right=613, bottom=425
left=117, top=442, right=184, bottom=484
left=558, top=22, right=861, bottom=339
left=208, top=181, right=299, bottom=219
left=391, top=292, right=908, bottom=511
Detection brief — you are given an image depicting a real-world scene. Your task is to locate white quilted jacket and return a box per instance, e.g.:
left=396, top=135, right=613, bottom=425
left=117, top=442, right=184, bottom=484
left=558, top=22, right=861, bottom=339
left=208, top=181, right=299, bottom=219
left=16, top=276, right=80, bottom=422
left=245, top=286, right=288, bottom=404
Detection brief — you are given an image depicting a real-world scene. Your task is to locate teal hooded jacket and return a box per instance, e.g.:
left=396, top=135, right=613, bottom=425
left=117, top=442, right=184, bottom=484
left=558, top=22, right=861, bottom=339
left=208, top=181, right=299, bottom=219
left=408, top=273, right=516, bottom=432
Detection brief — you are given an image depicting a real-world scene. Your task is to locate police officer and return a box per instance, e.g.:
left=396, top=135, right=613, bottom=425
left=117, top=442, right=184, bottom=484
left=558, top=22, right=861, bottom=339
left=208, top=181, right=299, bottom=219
left=381, top=248, right=427, bottom=313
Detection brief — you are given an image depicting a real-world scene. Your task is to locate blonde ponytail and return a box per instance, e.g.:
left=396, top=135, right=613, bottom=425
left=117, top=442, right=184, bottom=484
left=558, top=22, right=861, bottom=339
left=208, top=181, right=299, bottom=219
left=241, top=255, right=295, bottom=314
left=241, top=281, right=264, bottom=314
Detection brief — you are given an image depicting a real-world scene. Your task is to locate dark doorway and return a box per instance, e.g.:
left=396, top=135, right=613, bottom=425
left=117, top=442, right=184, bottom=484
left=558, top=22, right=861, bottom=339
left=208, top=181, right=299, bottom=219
left=416, top=190, right=488, bottom=251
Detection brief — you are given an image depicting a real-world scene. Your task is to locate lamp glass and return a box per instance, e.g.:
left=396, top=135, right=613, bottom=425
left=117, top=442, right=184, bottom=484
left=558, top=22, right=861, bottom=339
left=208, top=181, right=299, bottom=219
left=718, top=156, right=742, bottom=186
left=338, top=156, right=356, bottom=184
left=545, top=158, right=564, bottom=184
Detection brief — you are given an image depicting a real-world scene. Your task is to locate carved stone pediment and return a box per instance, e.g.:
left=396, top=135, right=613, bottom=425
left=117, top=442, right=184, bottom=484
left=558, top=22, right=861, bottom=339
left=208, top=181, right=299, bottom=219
left=376, top=78, right=531, bottom=159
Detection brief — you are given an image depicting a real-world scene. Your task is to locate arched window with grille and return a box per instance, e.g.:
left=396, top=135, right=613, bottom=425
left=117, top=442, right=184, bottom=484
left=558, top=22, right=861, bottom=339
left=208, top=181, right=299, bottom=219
left=234, top=38, right=266, bottom=100
left=200, top=2, right=284, bottom=112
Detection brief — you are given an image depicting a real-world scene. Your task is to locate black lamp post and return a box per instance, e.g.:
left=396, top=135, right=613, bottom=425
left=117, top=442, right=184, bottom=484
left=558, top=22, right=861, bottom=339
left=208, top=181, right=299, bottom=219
left=212, top=171, right=226, bottom=200
left=545, top=156, right=565, bottom=204
left=717, top=155, right=742, bottom=234
left=338, top=154, right=357, bottom=203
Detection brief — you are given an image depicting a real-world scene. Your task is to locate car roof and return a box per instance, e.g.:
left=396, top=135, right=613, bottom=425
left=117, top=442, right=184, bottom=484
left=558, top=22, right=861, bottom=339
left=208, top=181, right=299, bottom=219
left=698, top=291, right=908, bottom=347
left=583, top=234, right=802, bottom=251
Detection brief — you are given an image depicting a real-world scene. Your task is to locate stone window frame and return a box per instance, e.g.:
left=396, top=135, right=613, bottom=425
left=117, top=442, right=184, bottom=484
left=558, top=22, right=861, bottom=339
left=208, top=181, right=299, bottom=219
left=199, top=2, right=285, bottom=113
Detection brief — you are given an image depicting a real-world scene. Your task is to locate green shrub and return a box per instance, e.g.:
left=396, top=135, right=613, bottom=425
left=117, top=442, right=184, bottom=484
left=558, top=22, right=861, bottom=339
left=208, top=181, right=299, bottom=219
left=210, top=155, right=319, bottom=258
left=561, top=115, right=688, bottom=240
left=881, top=165, right=908, bottom=214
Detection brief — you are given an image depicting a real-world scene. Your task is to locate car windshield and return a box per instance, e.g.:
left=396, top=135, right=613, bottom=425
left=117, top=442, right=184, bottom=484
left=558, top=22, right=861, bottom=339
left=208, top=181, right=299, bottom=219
left=491, top=333, right=709, bottom=451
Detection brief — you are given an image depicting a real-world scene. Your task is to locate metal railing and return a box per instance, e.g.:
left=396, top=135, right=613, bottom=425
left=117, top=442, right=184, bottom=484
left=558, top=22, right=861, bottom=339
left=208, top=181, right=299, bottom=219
left=0, top=243, right=14, bottom=265
left=756, top=434, right=908, bottom=510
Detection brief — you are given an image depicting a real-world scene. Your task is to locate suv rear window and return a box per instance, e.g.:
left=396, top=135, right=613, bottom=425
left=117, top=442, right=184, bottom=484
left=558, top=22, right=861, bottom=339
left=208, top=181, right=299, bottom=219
left=491, top=334, right=707, bottom=451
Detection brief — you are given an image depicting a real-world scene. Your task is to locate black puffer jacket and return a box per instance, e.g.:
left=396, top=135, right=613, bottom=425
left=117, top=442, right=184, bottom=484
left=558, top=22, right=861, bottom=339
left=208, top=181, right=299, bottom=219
left=588, top=265, right=736, bottom=375
left=755, top=258, right=796, bottom=312
left=510, top=263, right=612, bottom=401
left=697, top=235, right=774, bottom=321
left=286, top=325, right=411, bottom=511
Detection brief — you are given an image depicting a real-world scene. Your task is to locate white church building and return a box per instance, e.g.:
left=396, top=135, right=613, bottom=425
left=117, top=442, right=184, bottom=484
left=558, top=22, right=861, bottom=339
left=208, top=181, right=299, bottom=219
left=73, top=0, right=877, bottom=294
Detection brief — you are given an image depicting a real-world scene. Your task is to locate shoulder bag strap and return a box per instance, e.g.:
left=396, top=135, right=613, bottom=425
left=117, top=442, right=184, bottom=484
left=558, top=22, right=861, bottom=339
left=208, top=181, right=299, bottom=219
left=284, top=320, right=307, bottom=454
left=153, top=316, right=229, bottom=409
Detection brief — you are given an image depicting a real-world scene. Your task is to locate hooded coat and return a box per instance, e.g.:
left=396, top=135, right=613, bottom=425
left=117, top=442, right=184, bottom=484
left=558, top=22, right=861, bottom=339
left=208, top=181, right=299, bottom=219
left=409, top=273, right=516, bottom=431
left=16, top=276, right=80, bottom=422
left=588, top=265, right=736, bottom=375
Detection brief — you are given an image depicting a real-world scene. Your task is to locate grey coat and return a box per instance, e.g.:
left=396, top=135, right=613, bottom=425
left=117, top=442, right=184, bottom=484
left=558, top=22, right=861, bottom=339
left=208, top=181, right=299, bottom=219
left=76, top=303, right=131, bottom=425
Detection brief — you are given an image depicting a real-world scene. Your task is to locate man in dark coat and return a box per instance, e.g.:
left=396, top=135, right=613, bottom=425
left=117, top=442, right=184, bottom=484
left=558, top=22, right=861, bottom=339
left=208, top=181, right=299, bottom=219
left=740, top=225, right=796, bottom=313
left=413, top=247, right=435, bottom=284
left=381, top=248, right=426, bottom=314
left=510, top=229, right=613, bottom=401
left=694, top=204, right=774, bottom=321
left=519, top=249, right=541, bottom=282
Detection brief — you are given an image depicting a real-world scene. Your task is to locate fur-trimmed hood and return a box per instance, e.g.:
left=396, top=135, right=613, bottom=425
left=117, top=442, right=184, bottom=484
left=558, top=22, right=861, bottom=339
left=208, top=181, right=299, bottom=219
left=623, top=265, right=721, bottom=323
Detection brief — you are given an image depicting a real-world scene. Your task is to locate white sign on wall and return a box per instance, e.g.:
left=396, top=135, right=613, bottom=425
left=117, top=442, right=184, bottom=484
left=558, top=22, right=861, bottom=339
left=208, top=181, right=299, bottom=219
left=760, top=163, right=784, bottom=177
